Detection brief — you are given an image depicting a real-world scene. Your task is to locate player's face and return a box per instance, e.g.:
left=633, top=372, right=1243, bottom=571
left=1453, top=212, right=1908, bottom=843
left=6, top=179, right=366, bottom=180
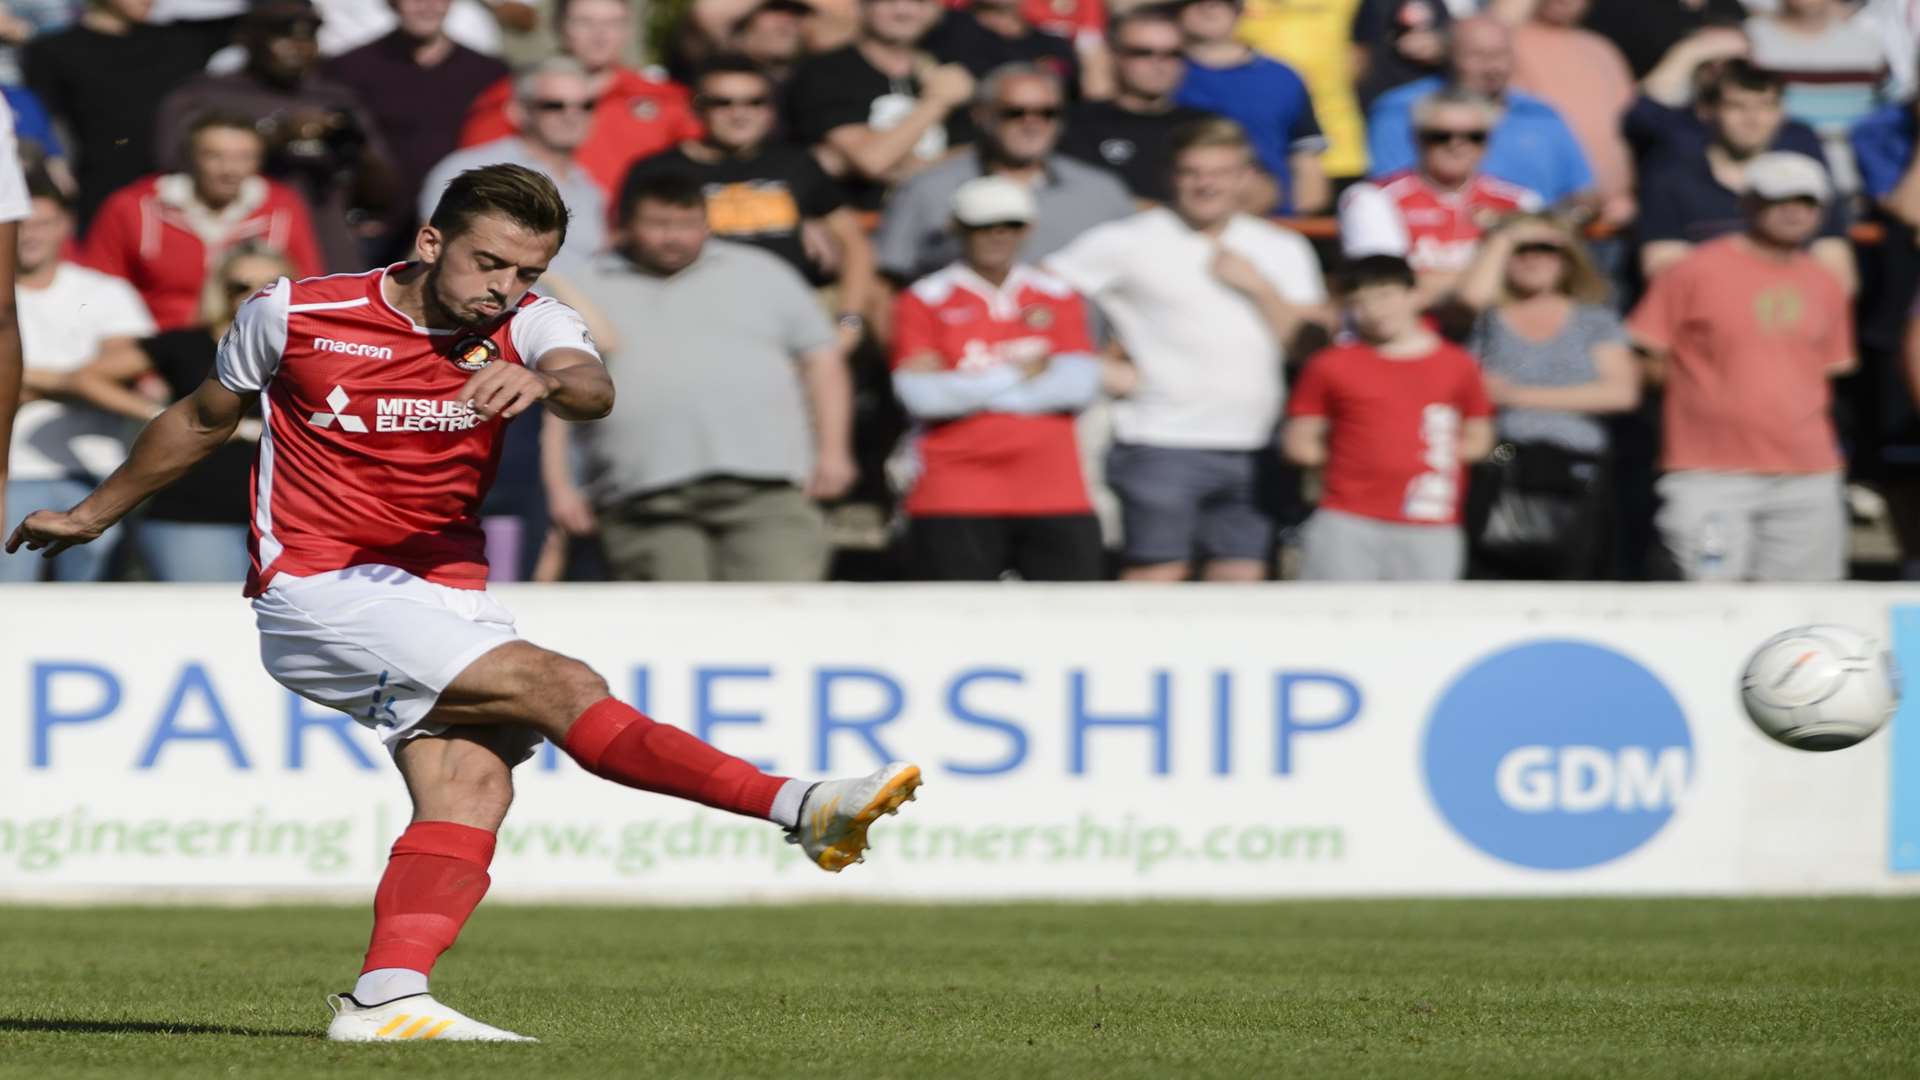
left=390, top=0, right=451, bottom=39
left=1113, top=21, right=1185, bottom=99
left=1711, top=86, right=1784, bottom=157
left=1176, top=0, right=1238, bottom=44
left=625, top=199, right=709, bottom=274
left=561, top=0, right=630, bottom=70
left=518, top=71, right=597, bottom=153
left=982, top=75, right=1062, bottom=166
left=1345, top=282, right=1420, bottom=343
left=1171, top=144, right=1251, bottom=229
left=16, top=196, right=69, bottom=275
left=1750, top=196, right=1822, bottom=250
left=861, top=0, right=940, bottom=47
left=696, top=72, right=777, bottom=152
left=190, top=126, right=266, bottom=209
left=420, top=213, right=560, bottom=327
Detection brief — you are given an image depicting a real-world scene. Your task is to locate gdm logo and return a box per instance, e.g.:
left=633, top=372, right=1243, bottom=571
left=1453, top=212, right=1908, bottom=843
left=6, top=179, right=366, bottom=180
left=1423, top=640, right=1692, bottom=870
left=307, top=385, right=367, bottom=432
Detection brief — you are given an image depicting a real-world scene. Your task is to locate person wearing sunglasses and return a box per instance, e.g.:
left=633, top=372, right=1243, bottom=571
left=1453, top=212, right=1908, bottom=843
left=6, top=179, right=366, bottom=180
left=58, top=243, right=293, bottom=581
left=418, top=56, right=607, bottom=272
left=82, top=111, right=324, bottom=331
left=1338, top=87, right=1540, bottom=312
left=873, top=60, right=1131, bottom=285
left=1057, top=7, right=1213, bottom=205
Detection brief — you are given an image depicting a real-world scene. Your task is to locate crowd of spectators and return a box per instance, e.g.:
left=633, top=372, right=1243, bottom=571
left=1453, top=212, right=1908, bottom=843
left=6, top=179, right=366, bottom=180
left=0, top=0, right=1915, bottom=585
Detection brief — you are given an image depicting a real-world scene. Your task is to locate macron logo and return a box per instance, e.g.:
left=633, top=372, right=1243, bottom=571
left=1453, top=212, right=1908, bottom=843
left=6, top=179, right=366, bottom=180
left=312, top=336, right=394, bottom=359
left=308, top=385, right=368, bottom=433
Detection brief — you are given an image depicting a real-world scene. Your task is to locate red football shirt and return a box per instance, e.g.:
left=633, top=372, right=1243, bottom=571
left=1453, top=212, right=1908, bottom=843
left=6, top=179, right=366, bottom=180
left=891, top=263, right=1095, bottom=517
left=1340, top=170, right=1541, bottom=273
left=1286, top=340, right=1492, bottom=525
left=214, top=265, right=600, bottom=596
left=459, top=67, right=701, bottom=197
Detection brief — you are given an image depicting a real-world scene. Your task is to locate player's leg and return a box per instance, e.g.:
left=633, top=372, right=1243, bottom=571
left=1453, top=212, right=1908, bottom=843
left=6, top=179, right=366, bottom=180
left=1750, top=471, right=1847, bottom=582
left=430, top=641, right=921, bottom=870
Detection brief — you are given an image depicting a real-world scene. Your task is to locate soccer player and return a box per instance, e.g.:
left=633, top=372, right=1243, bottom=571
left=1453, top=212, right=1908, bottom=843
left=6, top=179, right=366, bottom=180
left=5, top=163, right=922, bottom=1043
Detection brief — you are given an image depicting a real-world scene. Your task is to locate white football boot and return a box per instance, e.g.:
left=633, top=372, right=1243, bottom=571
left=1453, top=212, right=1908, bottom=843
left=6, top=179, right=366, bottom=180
left=325, top=992, right=537, bottom=1042
left=785, top=762, right=922, bottom=872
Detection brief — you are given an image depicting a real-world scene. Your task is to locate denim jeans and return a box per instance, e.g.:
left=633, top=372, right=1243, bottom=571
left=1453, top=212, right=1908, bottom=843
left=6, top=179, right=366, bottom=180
left=135, top=520, right=251, bottom=583
left=0, top=477, right=120, bottom=582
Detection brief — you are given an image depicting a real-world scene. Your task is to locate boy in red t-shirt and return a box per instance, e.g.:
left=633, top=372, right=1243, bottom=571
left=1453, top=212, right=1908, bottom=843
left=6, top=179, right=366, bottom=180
left=1283, top=254, right=1494, bottom=580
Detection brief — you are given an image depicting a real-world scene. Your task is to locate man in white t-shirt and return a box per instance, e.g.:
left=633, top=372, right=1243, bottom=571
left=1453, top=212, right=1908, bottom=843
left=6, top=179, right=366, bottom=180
left=1046, top=116, right=1329, bottom=581
left=0, top=176, right=155, bottom=582
left=0, top=94, right=32, bottom=545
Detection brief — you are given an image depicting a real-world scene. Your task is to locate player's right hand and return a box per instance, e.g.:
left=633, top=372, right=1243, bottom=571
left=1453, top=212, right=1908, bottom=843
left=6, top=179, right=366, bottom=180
left=5, top=508, right=105, bottom=559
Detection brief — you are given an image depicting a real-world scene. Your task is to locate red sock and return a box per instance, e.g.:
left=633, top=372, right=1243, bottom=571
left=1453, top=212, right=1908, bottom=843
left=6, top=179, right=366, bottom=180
left=360, top=821, right=495, bottom=976
left=564, top=697, right=789, bottom=819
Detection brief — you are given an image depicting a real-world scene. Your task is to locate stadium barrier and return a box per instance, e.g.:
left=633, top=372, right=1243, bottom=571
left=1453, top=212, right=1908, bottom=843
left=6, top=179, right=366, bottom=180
left=4, top=583, right=1920, bottom=902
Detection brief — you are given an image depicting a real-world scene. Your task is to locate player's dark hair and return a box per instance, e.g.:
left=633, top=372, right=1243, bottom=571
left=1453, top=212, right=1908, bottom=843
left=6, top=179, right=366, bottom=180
left=429, top=163, right=572, bottom=248
left=695, top=54, right=775, bottom=95
left=618, top=170, right=707, bottom=225
left=1333, top=254, right=1417, bottom=294
left=1700, top=59, right=1784, bottom=106
left=25, top=168, right=68, bottom=211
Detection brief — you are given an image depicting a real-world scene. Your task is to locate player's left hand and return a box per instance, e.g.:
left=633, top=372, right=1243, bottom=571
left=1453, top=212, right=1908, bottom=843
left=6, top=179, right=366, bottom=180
left=6, top=507, right=106, bottom=559
left=458, top=361, right=556, bottom=422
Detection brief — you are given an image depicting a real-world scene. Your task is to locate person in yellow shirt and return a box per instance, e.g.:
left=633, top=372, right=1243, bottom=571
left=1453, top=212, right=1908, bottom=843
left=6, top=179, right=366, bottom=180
left=1235, top=0, right=1368, bottom=180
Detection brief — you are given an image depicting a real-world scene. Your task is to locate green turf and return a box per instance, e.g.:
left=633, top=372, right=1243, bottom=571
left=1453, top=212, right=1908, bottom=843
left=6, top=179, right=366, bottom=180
left=3, top=899, right=1920, bottom=1079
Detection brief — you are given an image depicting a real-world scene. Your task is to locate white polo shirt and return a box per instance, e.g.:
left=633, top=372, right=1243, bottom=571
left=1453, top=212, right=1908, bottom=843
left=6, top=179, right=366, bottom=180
left=1046, top=208, right=1326, bottom=450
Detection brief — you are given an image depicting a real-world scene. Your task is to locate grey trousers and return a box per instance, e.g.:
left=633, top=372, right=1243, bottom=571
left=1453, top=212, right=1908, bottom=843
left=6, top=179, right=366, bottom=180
left=1297, top=508, right=1465, bottom=581
left=1654, top=470, right=1845, bottom=582
left=599, top=477, right=828, bottom=582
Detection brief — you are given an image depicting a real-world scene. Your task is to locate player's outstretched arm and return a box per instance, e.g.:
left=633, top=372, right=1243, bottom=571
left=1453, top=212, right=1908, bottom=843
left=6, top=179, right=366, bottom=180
left=5, top=374, right=247, bottom=558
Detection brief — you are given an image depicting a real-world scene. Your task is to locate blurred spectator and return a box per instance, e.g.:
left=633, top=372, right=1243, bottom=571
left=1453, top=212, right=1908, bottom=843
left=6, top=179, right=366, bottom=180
left=1366, top=15, right=1593, bottom=207
left=460, top=0, right=701, bottom=197
left=1856, top=94, right=1920, bottom=226
left=418, top=58, right=605, bottom=272
left=1058, top=7, right=1212, bottom=204
left=1352, top=0, right=1451, bottom=107
left=1865, top=0, right=1920, bottom=102
left=1628, top=33, right=1829, bottom=174
left=1508, top=0, right=1634, bottom=224
left=1743, top=0, right=1894, bottom=192
left=1637, top=61, right=1856, bottom=293
left=890, top=175, right=1103, bottom=580
left=2, top=85, right=74, bottom=196
left=874, top=61, right=1131, bottom=284
left=309, top=0, right=507, bottom=56
left=23, top=0, right=227, bottom=224
left=323, top=0, right=509, bottom=262
left=1235, top=0, right=1368, bottom=182
left=63, top=244, right=290, bottom=581
left=0, top=177, right=154, bottom=583
left=1581, top=0, right=1745, bottom=80
left=730, top=0, right=812, bottom=88
left=1174, top=0, right=1328, bottom=213
left=559, top=172, right=855, bottom=581
left=782, top=0, right=975, bottom=210
left=0, top=0, right=79, bottom=85
left=83, top=112, right=322, bottom=330
left=1047, top=118, right=1328, bottom=582
left=1282, top=255, right=1493, bottom=581
left=620, top=56, right=875, bottom=350
left=1338, top=87, right=1539, bottom=309
left=922, top=0, right=1076, bottom=89
left=1453, top=215, right=1637, bottom=580
left=155, top=0, right=394, bottom=272
left=1628, top=152, right=1855, bottom=582
left=940, top=0, right=1111, bottom=99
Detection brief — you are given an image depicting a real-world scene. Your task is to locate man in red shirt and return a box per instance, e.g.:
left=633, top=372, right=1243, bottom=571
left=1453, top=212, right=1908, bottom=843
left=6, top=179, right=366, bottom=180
left=891, top=174, right=1104, bottom=579
left=7, top=164, right=920, bottom=1041
left=460, top=0, right=701, bottom=197
left=83, top=112, right=324, bottom=330
left=1283, top=253, right=1495, bottom=580
left=1337, top=86, right=1540, bottom=308
left=1629, top=151, right=1855, bottom=581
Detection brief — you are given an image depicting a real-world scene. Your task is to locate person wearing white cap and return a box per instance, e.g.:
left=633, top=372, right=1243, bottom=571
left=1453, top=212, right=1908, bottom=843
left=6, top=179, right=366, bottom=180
left=889, top=174, right=1106, bottom=580
left=1627, top=149, right=1857, bottom=582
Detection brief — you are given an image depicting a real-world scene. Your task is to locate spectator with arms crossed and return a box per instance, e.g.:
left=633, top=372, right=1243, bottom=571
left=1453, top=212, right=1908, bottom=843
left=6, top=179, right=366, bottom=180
left=1048, top=118, right=1328, bottom=582
left=1283, top=254, right=1494, bottom=581
left=891, top=175, right=1104, bottom=580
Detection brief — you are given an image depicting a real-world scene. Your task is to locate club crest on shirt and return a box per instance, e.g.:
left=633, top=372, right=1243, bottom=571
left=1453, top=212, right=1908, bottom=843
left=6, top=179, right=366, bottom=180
left=450, top=335, right=501, bottom=371
left=1022, top=305, right=1054, bottom=329
left=632, top=99, right=659, bottom=121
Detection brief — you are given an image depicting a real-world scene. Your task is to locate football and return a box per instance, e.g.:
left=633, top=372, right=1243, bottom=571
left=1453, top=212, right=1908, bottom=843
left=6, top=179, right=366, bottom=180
left=1739, top=625, right=1900, bottom=751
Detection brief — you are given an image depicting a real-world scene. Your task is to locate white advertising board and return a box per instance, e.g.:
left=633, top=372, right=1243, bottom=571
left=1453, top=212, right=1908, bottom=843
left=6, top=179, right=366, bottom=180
left=2, top=583, right=1916, bottom=901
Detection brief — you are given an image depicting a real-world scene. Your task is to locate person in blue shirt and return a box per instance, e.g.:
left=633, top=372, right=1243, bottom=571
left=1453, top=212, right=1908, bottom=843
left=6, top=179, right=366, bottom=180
left=1853, top=100, right=1917, bottom=213
left=1366, top=15, right=1592, bottom=206
left=1174, top=0, right=1328, bottom=214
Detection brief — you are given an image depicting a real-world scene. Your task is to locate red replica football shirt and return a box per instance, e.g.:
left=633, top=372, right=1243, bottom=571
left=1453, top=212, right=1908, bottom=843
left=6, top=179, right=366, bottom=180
left=215, top=265, right=600, bottom=596
left=1341, top=170, right=1541, bottom=273
left=891, top=263, right=1095, bottom=517
left=459, top=67, right=701, bottom=197
left=1286, top=340, right=1492, bottom=525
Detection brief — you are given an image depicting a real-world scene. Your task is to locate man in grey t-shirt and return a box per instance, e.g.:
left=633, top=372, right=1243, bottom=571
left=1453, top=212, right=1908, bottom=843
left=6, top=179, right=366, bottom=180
left=553, top=171, right=856, bottom=581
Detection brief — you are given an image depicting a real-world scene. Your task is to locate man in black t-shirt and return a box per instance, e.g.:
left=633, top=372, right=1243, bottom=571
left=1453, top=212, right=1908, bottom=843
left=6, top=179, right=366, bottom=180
left=1057, top=7, right=1210, bottom=204
left=922, top=0, right=1075, bottom=87
left=624, top=57, right=878, bottom=351
left=782, top=0, right=975, bottom=210
left=1350, top=0, right=1449, bottom=108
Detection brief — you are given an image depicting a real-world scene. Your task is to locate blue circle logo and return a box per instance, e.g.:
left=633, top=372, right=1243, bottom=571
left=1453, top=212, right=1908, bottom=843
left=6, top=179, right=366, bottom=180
left=1424, top=640, right=1693, bottom=871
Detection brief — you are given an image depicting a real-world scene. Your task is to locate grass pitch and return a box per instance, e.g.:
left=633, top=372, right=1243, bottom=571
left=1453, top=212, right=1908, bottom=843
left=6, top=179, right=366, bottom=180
left=3, top=899, right=1920, bottom=1079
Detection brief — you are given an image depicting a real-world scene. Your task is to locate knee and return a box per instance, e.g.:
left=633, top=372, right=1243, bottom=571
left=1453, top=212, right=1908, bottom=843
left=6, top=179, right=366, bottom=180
left=542, top=654, right=611, bottom=719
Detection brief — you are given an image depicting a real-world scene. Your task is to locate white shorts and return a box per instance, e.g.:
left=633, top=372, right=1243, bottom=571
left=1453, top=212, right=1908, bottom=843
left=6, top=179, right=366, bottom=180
left=252, top=564, right=540, bottom=762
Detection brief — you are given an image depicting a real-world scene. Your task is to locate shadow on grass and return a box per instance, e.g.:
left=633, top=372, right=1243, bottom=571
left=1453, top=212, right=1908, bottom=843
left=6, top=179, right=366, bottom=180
left=0, top=1017, right=319, bottom=1039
